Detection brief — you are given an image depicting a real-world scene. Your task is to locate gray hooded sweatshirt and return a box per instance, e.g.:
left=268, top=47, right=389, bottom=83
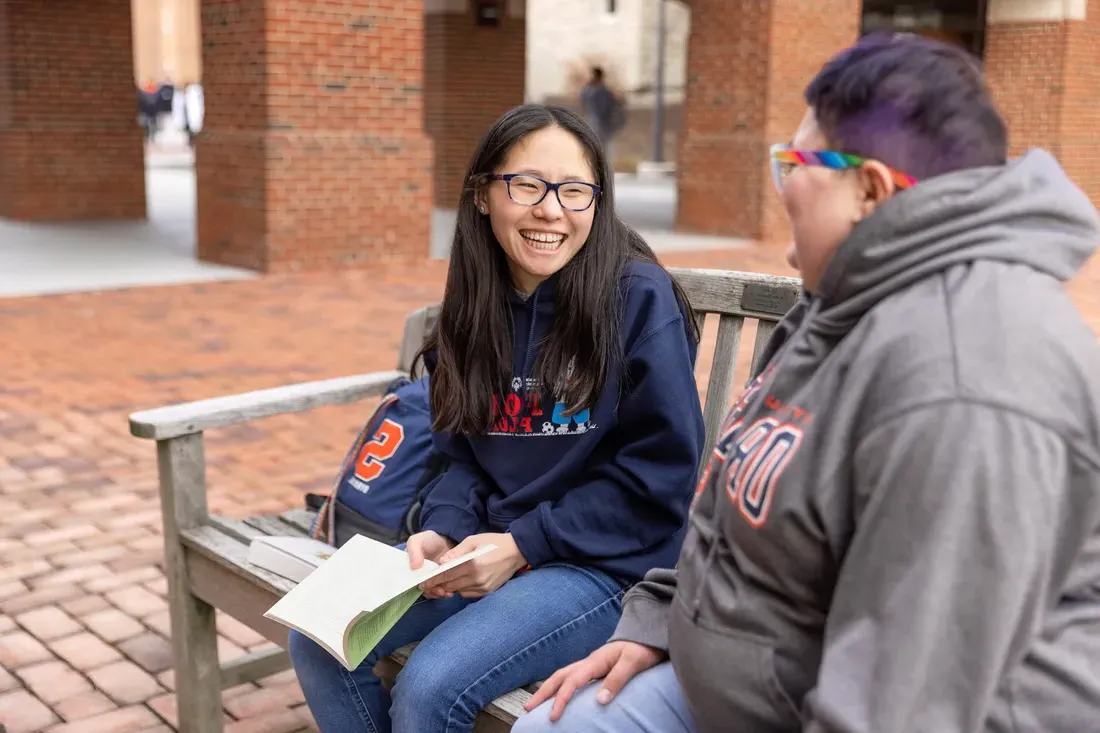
left=611, top=149, right=1100, bottom=733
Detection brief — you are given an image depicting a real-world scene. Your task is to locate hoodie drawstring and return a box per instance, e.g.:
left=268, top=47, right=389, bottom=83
left=519, top=286, right=540, bottom=392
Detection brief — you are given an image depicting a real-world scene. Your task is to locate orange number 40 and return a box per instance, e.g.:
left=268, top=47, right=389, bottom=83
left=354, top=419, right=406, bottom=483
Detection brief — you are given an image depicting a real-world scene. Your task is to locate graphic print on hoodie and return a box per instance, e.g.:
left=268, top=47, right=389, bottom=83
left=611, top=150, right=1100, bottom=733
left=419, top=260, right=706, bottom=584
left=487, top=375, right=595, bottom=437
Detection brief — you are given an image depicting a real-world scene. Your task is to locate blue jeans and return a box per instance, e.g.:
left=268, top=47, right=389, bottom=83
left=288, top=563, right=626, bottom=733
left=513, top=661, right=697, bottom=733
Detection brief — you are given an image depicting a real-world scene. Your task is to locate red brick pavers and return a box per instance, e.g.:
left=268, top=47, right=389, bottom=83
left=1, top=244, right=1097, bottom=732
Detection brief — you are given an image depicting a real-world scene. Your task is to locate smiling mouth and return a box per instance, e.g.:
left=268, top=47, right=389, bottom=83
left=520, top=230, right=565, bottom=251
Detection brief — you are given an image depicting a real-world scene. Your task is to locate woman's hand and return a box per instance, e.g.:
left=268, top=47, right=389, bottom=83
left=405, top=530, right=456, bottom=570
left=419, top=533, right=528, bottom=599
left=523, top=641, right=667, bottom=722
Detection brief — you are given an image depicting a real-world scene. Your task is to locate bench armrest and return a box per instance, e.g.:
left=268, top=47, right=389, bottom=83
left=129, top=370, right=408, bottom=440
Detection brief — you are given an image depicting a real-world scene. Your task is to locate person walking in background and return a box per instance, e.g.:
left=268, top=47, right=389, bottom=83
left=137, top=81, right=160, bottom=142
left=171, top=83, right=189, bottom=143
left=580, top=67, right=624, bottom=159
left=519, top=32, right=1100, bottom=733
left=183, top=82, right=204, bottom=147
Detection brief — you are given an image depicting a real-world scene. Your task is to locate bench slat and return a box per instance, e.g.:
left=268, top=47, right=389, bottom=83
left=220, top=647, right=291, bottom=690
left=242, top=514, right=308, bottom=538
left=280, top=508, right=317, bottom=535
left=751, top=320, right=778, bottom=378
left=701, top=314, right=744, bottom=455
left=207, top=515, right=267, bottom=544
left=670, top=268, right=800, bottom=318
left=130, top=370, right=407, bottom=440
left=183, top=524, right=297, bottom=596
left=182, top=524, right=293, bottom=647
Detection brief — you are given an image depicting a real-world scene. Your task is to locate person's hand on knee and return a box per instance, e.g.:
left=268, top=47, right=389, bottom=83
left=524, top=640, right=666, bottom=722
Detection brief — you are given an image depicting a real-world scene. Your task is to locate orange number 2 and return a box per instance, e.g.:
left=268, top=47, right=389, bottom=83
left=354, top=419, right=406, bottom=483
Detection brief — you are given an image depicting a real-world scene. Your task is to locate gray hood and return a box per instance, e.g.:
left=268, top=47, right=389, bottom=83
left=813, top=149, right=1100, bottom=334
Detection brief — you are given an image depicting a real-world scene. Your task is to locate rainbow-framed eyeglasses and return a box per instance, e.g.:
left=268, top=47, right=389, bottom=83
left=769, top=143, right=917, bottom=193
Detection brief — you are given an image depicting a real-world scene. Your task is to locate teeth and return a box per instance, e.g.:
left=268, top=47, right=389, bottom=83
left=520, top=231, right=565, bottom=250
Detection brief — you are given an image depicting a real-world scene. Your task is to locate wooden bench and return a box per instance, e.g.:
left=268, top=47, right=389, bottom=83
left=128, top=267, right=801, bottom=733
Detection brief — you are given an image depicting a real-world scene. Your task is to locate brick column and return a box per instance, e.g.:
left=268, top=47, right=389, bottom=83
left=197, top=0, right=433, bottom=273
left=0, top=0, right=145, bottom=222
left=985, top=0, right=1100, bottom=205
left=675, top=0, right=860, bottom=242
left=425, top=0, right=526, bottom=208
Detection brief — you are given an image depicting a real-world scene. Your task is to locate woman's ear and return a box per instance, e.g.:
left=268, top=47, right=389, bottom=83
left=855, top=160, right=895, bottom=220
left=473, top=189, right=490, bottom=216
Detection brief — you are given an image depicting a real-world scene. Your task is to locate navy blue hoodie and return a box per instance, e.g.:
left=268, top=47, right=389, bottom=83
left=419, top=260, right=706, bottom=583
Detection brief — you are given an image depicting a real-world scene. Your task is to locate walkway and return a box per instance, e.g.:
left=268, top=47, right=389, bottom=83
left=0, top=151, right=744, bottom=299
left=0, top=153, right=254, bottom=299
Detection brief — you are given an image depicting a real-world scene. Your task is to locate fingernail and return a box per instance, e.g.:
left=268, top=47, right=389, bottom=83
left=596, top=689, right=611, bottom=705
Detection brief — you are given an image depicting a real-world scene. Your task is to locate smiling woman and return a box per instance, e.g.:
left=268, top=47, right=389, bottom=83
left=477, top=130, right=602, bottom=294
left=287, top=104, right=708, bottom=733
left=426, top=104, right=697, bottom=436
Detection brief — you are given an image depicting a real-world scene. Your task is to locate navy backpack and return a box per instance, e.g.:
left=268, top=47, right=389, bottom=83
left=308, top=375, right=448, bottom=547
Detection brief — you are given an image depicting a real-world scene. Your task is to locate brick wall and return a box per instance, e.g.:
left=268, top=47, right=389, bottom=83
left=0, top=0, right=146, bottom=222
left=674, top=0, right=861, bottom=242
left=197, top=0, right=434, bottom=273
left=985, top=4, right=1100, bottom=209
left=0, top=0, right=10, bottom=132
left=1061, top=10, right=1100, bottom=205
left=984, top=23, right=1067, bottom=159
left=425, top=1, right=526, bottom=208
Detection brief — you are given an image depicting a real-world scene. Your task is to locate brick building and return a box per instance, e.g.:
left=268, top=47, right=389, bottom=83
left=0, top=0, right=1097, bottom=271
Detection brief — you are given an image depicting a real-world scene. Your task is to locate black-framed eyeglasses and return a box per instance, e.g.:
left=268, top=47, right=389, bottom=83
left=486, top=174, right=601, bottom=212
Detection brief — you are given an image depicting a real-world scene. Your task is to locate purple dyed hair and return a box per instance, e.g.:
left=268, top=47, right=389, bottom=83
left=805, top=33, right=1007, bottom=181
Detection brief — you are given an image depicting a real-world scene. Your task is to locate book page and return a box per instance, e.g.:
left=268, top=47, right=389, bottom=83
left=263, top=535, right=412, bottom=664
left=263, top=534, right=498, bottom=667
left=343, top=586, right=423, bottom=670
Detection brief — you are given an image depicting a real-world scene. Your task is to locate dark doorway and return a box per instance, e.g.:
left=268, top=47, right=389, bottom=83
left=862, top=0, right=988, bottom=56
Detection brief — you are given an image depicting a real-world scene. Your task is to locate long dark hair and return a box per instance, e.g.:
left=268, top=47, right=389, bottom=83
left=417, top=104, right=697, bottom=435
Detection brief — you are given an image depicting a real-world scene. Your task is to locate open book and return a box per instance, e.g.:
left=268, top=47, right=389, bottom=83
left=263, top=534, right=496, bottom=671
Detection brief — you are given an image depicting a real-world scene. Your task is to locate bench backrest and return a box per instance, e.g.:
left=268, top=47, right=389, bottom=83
left=395, top=267, right=802, bottom=456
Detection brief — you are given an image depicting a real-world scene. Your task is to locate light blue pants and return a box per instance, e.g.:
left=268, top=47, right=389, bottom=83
left=288, top=563, right=625, bottom=733
left=513, top=661, right=698, bottom=733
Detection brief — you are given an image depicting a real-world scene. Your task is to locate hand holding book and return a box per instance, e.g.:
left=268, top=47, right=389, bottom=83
left=405, top=530, right=456, bottom=572
left=417, top=532, right=529, bottom=599
left=262, top=534, right=497, bottom=671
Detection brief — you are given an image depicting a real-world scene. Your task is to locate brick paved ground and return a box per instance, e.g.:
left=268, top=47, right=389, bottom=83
left=1, top=244, right=1097, bottom=733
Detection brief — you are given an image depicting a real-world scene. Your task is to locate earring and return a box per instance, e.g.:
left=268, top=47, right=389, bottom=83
left=479, top=206, right=487, bottom=214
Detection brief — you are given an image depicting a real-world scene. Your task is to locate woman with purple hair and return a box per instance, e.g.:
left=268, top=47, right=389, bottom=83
left=515, top=32, right=1100, bottom=733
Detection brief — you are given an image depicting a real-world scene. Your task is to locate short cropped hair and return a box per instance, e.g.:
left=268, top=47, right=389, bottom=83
left=804, top=33, right=1008, bottom=181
